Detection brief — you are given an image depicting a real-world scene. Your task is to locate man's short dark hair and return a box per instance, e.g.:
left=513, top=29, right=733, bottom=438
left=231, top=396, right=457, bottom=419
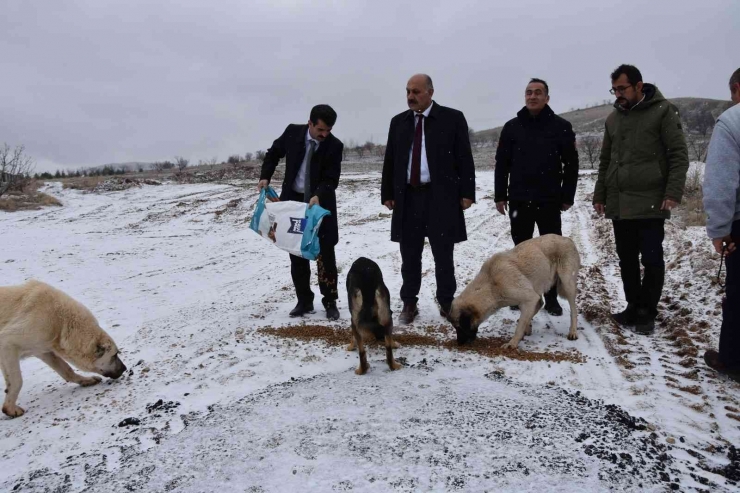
left=528, top=78, right=549, bottom=95
left=611, top=64, right=643, bottom=86
left=309, top=105, right=337, bottom=127
left=730, top=68, right=740, bottom=88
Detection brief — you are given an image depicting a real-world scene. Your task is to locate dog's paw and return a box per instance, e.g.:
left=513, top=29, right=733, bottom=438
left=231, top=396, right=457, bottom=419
left=354, top=366, right=368, bottom=375
left=524, top=325, right=533, bottom=336
left=567, top=333, right=579, bottom=341
left=389, top=361, right=402, bottom=371
left=346, top=342, right=356, bottom=351
left=500, top=341, right=519, bottom=351
left=390, top=340, right=401, bottom=349
left=78, top=376, right=102, bottom=387
left=2, top=404, right=25, bottom=418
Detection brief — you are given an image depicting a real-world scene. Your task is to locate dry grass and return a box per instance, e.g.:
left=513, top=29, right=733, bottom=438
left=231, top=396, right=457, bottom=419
left=0, top=181, right=62, bottom=212
left=258, top=324, right=586, bottom=364
left=678, top=166, right=705, bottom=227
left=681, top=194, right=706, bottom=227
left=678, top=385, right=703, bottom=395
left=62, top=176, right=107, bottom=191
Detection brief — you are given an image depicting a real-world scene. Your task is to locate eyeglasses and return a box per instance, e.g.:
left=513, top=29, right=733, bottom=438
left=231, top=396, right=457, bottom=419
left=609, top=85, right=633, bottom=95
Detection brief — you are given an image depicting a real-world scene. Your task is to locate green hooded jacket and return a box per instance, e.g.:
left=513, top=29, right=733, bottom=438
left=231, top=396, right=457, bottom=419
left=593, top=84, right=688, bottom=219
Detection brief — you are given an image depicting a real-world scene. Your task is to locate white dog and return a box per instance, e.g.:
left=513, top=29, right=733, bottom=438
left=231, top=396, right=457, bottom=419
left=0, top=280, right=127, bottom=417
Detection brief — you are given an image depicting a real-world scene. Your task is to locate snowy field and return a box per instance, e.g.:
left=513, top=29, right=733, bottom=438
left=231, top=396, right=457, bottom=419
left=1, top=169, right=739, bottom=492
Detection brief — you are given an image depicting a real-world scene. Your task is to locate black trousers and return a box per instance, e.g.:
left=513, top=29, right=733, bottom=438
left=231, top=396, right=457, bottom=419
left=509, top=201, right=562, bottom=302
left=720, top=220, right=740, bottom=369
left=282, top=189, right=338, bottom=308
left=612, top=218, right=665, bottom=318
left=399, top=185, right=456, bottom=306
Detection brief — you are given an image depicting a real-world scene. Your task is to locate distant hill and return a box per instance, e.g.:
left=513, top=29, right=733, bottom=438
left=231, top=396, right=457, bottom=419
left=474, top=97, right=733, bottom=142
left=97, top=161, right=153, bottom=171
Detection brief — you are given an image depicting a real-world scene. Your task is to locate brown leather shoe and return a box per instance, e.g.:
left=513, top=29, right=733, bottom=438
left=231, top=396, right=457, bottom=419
left=399, top=302, right=418, bottom=325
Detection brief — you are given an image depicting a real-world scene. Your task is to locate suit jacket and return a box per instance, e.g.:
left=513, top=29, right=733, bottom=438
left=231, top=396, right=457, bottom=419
left=260, top=124, right=343, bottom=245
left=381, top=101, right=475, bottom=243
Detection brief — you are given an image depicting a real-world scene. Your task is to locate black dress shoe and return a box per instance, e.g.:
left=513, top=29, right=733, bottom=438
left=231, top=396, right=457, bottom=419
left=704, top=350, right=740, bottom=382
left=325, top=302, right=339, bottom=321
left=633, top=308, right=655, bottom=335
left=399, top=302, right=418, bottom=325
left=611, top=303, right=638, bottom=326
left=439, top=301, right=452, bottom=318
left=289, top=301, right=314, bottom=317
left=544, top=298, right=563, bottom=316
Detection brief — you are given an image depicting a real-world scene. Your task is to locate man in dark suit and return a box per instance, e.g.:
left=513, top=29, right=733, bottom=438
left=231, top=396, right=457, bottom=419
left=381, top=74, right=476, bottom=324
left=494, top=78, right=579, bottom=316
left=259, top=105, right=343, bottom=320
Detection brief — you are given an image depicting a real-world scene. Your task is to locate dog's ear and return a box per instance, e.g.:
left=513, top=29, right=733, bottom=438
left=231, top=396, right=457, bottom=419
left=95, top=344, right=107, bottom=358
left=456, top=311, right=474, bottom=345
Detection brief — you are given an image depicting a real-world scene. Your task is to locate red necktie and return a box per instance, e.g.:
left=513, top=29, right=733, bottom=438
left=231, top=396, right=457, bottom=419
left=410, top=114, right=424, bottom=186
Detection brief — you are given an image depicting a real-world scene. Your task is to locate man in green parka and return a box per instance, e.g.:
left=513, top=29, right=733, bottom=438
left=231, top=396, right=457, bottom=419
left=593, top=64, right=688, bottom=334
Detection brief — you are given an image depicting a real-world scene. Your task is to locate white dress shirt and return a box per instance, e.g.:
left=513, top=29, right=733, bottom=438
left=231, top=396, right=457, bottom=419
left=293, top=129, right=320, bottom=193
left=407, top=101, right=433, bottom=184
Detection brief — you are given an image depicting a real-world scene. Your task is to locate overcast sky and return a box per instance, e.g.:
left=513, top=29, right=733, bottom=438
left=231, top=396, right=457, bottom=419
left=1, top=0, right=737, bottom=172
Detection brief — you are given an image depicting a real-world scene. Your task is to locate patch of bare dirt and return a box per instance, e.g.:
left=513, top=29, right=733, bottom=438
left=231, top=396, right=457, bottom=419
left=174, top=164, right=264, bottom=183
left=214, top=198, right=243, bottom=218
left=90, top=177, right=162, bottom=192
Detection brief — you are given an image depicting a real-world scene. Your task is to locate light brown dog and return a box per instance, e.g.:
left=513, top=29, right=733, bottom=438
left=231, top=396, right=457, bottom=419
left=0, top=280, right=127, bottom=417
left=448, top=234, right=581, bottom=349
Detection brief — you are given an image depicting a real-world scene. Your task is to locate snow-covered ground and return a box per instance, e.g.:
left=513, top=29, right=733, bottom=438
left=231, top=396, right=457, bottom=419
left=1, top=170, right=738, bottom=492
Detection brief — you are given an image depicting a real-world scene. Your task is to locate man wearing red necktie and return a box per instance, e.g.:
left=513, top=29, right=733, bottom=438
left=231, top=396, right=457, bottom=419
left=381, top=74, right=476, bottom=324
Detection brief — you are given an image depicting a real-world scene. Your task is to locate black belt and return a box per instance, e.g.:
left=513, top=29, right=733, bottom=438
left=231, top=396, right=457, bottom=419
left=407, top=182, right=431, bottom=191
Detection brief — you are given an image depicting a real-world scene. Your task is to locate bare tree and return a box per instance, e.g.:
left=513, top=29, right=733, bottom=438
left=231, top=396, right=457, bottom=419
left=152, top=161, right=165, bottom=172
left=577, top=134, right=603, bottom=169
left=468, top=127, right=478, bottom=148
left=174, top=156, right=189, bottom=172
left=375, top=144, right=386, bottom=158
left=686, top=133, right=710, bottom=162
left=355, top=145, right=365, bottom=159
left=344, top=139, right=358, bottom=160
left=0, top=143, right=35, bottom=198
left=255, top=150, right=265, bottom=161
left=488, top=130, right=501, bottom=148
left=208, top=157, right=218, bottom=168
left=244, top=152, right=253, bottom=163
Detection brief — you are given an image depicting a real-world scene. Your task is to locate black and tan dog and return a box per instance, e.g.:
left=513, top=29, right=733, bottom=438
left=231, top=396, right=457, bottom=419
left=345, top=257, right=402, bottom=375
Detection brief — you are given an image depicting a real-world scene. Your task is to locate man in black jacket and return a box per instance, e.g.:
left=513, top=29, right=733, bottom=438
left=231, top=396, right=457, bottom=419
left=494, top=78, right=579, bottom=315
left=382, top=74, right=476, bottom=324
left=259, top=105, right=343, bottom=320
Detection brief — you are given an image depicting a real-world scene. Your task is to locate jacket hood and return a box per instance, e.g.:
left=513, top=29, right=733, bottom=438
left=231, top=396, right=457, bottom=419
left=614, top=83, right=665, bottom=112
